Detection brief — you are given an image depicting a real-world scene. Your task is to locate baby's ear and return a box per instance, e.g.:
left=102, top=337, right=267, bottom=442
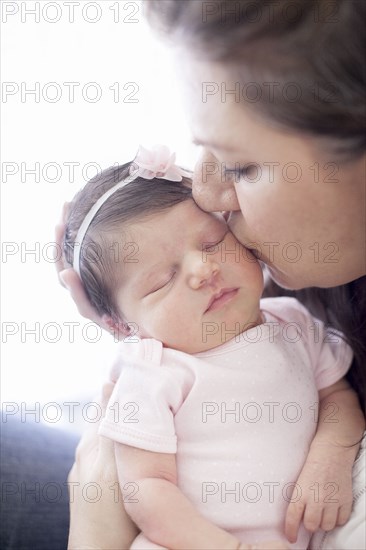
left=101, top=314, right=131, bottom=341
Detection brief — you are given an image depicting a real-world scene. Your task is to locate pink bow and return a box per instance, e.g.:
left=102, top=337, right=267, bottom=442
left=130, top=145, right=189, bottom=182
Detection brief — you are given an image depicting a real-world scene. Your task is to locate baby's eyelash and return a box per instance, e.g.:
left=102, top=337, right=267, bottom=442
left=149, top=272, right=176, bottom=295
left=203, top=231, right=228, bottom=252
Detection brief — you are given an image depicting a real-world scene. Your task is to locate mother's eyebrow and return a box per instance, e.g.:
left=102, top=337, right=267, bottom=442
left=192, top=137, right=236, bottom=152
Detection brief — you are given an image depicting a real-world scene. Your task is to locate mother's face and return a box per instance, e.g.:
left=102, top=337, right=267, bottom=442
left=179, top=58, right=366, bottom=289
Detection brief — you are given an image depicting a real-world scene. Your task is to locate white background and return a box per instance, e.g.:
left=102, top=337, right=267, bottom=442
left=1, top=0, right=198, bottom=430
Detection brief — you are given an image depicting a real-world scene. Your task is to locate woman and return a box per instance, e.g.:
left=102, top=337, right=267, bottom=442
left=67, top=0, right=365, bottom=548
left=65, top=2, right=365, bottom=548
left=2, top=1, right=364, bottom=549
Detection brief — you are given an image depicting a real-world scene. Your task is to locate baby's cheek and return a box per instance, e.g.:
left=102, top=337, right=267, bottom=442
left=147, top=304, right=177, bottom=339
left=157, top=303, right=198, bottom=349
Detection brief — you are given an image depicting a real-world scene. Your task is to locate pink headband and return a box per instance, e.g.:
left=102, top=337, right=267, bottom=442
left=73, top=145, right=191, bottom=275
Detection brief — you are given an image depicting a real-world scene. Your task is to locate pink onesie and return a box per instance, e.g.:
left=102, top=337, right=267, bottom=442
left=100, top=297, right=353, bottom=549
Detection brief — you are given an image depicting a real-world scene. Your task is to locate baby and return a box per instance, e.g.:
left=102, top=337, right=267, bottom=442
left=64, top=146, right=363, bottom=550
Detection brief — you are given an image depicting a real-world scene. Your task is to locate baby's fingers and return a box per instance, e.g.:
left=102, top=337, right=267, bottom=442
left=337, top=502, right=353, bottom=526
left=320, top=506, right=339, bottom=532
left=303, top=503, right=323, bottom=533
left=285, top=501, right=305, bottom=542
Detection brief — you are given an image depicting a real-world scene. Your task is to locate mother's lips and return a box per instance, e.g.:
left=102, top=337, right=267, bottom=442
left=205, top=288, right=239, bottom=313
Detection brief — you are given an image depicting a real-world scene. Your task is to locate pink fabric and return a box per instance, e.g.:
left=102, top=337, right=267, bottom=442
left=100, top=297, right=352, bottom=549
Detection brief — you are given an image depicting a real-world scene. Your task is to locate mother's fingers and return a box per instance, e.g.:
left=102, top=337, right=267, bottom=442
left=76, top=383, right=114, bottom=448
left=59, top=267, right=104, bottom=325
left=97, top=382, right=119, bottom=467
left=55, top=201, right=71, bottom=283
left=75, top=381, right=116, bottom=465
left=54, top=201, right=107, bottom=327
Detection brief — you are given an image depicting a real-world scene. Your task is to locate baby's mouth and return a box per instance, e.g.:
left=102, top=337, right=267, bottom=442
left=205, top=288, right=239, bottom=313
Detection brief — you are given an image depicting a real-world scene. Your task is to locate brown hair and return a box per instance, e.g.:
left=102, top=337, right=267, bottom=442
left=145, top=0, right=366, bottom=160
left=146, top=0, right=366, bottom=410
left=63, top=163, right=192, bottom=322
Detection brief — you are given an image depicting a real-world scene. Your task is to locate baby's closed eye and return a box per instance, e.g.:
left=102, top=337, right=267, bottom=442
left=202, top=231, right=228, bottom=253
left=146, top=272, right=176, bottom=296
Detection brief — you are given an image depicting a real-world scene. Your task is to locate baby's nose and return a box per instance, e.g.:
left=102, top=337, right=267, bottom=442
left=187, top=254, right=220, bottom=290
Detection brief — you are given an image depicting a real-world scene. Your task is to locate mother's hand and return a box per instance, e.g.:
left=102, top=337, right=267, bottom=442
left=68, top=381, right=139, bottom=549
left=55, top=201, right=110, bottom=330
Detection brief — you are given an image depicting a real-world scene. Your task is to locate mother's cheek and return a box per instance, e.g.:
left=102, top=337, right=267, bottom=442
left=227, top=212, right=249, bottom=246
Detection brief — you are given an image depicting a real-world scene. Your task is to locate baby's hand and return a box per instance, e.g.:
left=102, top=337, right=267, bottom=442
left=285, top=445, right=354, bottom=542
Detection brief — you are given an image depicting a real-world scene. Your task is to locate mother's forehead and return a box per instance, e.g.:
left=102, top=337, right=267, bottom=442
left=176, top=53, right=317, bottom=160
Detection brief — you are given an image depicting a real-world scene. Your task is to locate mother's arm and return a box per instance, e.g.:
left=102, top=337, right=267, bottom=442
left=56, top=205, right=137, bottom=548
left=67, top=382, right=139, bottom=550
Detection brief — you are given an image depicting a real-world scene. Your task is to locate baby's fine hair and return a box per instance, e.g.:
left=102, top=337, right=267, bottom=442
left=64, top=163, right=192, bottom=321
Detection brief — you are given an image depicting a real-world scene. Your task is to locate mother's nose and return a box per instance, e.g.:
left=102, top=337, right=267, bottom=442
left=192, top=150, right=241, bottom=213
left=185, top=251, right=220, bottom=290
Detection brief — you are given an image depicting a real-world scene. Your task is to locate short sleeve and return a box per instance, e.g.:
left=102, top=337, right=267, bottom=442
left=262, top=297, right=353, bottom=391
left=310, top=326, right=353, bottom=390
left=99, top=339, right=186, bottom=453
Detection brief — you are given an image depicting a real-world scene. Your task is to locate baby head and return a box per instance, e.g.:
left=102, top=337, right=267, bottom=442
left=64, top=147, right=264, bottom=353
left=64, top=157, right=192, bottom=321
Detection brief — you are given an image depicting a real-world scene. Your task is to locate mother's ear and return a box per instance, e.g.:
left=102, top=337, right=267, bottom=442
left=101, top=314, right=132, bottom=341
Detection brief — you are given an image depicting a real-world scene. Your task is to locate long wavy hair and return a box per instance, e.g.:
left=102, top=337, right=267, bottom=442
left=146, top=0, right=366, bottom=411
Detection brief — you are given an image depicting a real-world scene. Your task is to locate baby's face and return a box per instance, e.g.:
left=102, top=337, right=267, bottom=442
left=116, top=199, right=264, bottom=353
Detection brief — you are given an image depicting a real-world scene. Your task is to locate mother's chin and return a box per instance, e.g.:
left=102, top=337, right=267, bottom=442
left=266, top=260, right=363, bottom=292
left=265, top=265, right=306, bottom=291
left=228, top=213, right=361, bottom=291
